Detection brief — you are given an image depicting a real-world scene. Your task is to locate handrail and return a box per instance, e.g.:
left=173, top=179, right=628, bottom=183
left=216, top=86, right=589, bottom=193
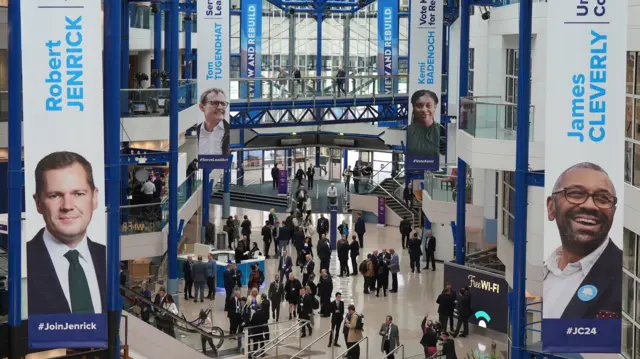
left=368, top=161, right=393, bottom=180
left=253, top=319, right=310, bottom=357
left=370, top=176, right=415, bottom=217
left=290, top=330, right=334, bottom=359
left=333, top=336, right=369, bottom=359
left=231, top=74, right=409, bottom=82
left=381, top=344, right=405, bottom=359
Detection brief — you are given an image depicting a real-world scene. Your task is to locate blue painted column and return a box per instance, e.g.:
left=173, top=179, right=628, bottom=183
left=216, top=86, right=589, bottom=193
left=168, top=0, right=180, bottom=301
left=104, top=0, right=123, bottom=356
left=315, top=147, right=320, bottom=168
left=343, top=149, right=348, bottom=169
left=153, top=8, right=162, bottom=88
left=455, top=0, right=470, bottom=265
left=121, top=1, right=130, bottom=88
left=223, top=169, right=231, bottom=218
left=7, top=0, right=22, bottom=355
left=202, top=169, right=211, bottom=227
left=237, top=131, right=245, bottom=187
left=511, top=0, right=533, bottom=358
left=316, top=14, right=323, bottom=94
left=184, top=12, right=193, bottom=106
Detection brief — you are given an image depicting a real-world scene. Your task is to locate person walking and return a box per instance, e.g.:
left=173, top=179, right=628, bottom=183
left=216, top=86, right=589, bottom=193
left=306, top=165, right=315, bottom=189
left=399, top=216, right=412, bottom=250
left=408, top=233, right=422, bottom=273
left=342, top=166, right=352, bottom=192
left=453, top=287, right=471, bottom=338
left=241, top=215, right=252, bottom=241
left=379, top=315, right=400, bottom=359
left=328, top=292, right=345, bottom=347
left=338, top=236, right=350, bottom=276
left=437, top=285, right=457, bottom=334
left=268, top=274, right=285, bottom=321
left=335, top=66, right=347, bottom=97
left=389, top=249, right=400, bottom=293
left=262, top=220, right=273, bottom=259
left=344, top=305, right=364, bottom=359
left=349, top=235, right=360, bottom=277
left=424, top=230, right=437, bottom=271
left=354, top=214, right=366, bottom=249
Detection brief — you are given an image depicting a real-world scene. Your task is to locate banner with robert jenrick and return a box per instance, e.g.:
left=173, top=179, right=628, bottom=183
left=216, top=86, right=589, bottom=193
left=21, top=0, right=108, bottom=349
left=405, top=0, right=442, bottom=170
left=541, top=0, right=626, bottom=354
left=197, top=87, right=232, bottom=169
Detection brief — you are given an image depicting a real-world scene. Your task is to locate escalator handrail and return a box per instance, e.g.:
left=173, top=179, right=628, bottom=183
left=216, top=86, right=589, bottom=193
left=120, top=285, right=241, bottom=340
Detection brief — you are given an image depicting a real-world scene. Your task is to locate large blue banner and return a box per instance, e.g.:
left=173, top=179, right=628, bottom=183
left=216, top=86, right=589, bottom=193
left=377, top=0, right=400, bottom=128
left=542, top=0, right=626, bottom=354
left=240, top=0, right=262, bottom=98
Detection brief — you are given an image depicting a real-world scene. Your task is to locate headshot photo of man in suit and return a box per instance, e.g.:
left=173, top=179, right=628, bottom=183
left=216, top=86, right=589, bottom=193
left=197, top=87, right=231, bottom=156
left=543, top=161, right=622, bottom=320
left=27, top=151, right=106, bottom=315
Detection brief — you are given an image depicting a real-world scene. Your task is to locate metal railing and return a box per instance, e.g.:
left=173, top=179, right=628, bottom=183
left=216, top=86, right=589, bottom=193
left=460, top=95, right=535, bottom=141
left=243, top=318, right=307, bottom=357
left=364, top=175, right=415, bottom=225
left=121, top=80, right=197, bottom=117
left=230, top=74, right=409, bottom=104
left=251, top=319, right=310, bottom=358
left=333, top=336, right=369, bottom=359
left=290, top=330, right=335, bottom=359
left=381, top=344, right=405, bottom=359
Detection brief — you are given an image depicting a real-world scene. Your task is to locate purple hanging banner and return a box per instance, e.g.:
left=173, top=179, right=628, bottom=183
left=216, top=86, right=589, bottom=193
left=278, top=169, right=288, bottom=195
left=377, top=197, right=386, bottom=225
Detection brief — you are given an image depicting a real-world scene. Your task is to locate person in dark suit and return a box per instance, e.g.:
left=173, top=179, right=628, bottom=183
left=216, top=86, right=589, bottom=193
left=408, top=233, right=422, bottom=273
left=197, top=88, right=231, bottom=156
left=250, top=302, right=270, bottom=353
left=420, top=317, right=438, bottom=357
left=436, top=285, right=457, bottom=333
left=317, top=269, right=333, bottom=317
left=183, top=255, right=195, bottom=300
left=268, top=274, right=284, bottom=321
left=262, top=220, right=273, bottom=259
left=224, top=290, right=242, bottom=335
left=192, top=255, right=208, bottom=302
left=328, top=292, right=344, bottom=347
left=423, top=230, right=436, bottom=271
left=297, top=288, right=314, bottom=337
left=306, top=166, right=315, bottom=189
left=399, top=217, right=412, bottom=249
left=316, top=214, right=330, bottom=242
left=544, top=162, right=622, bottom=319
left=453, top=288, right=471, bottom=337
left=27, top=151, right=106, bottom=315
left=440, top=332, right=458, bottom=359
left=279, top=250, right=293, bottom=283
left=349, top=236, right=360, bottom=277
left=354, top=214, right=366, bottom=249
left=317, top=234, right=331, bottom=271
left=301, top=254, right=315, bottom=286
left=337, top=237, right=350, bottom=276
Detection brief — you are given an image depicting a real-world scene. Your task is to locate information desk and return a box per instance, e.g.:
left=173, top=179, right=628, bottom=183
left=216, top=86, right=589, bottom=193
left=177, top=250, right=266, bottom=290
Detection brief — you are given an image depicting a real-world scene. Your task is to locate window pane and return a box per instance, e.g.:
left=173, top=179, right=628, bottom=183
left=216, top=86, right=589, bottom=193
left=506, top=50, right=513, bottom=76
left=624, top=229, right=637, bottom=274
left=627, top=141, right=634, bottom=184
left=634, top=143, right=640, bottom=187
left=628, top=97, right=634, bottom=139
left=628, top=52, right=636, bottom=95
left=623, top=271, right=634, bottom=317
left=636, top=51, right=640, bottom=94
left=622, top=316, right=632, bottom=359
left=635, top=279, right=640, bottom=323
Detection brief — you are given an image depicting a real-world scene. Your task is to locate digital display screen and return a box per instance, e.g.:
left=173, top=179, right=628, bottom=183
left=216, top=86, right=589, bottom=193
left=443, top=262, right=508, bottom=334
left=132, top=103, right=147, bottom=112
left=157, top=98, right=166, bottom=107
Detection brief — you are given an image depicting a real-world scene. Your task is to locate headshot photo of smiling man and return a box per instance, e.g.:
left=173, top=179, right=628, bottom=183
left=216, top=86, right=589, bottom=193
left=543, top=161, right=622, bottom=320
left=197, top=87, right=231, bottom=156
left=27, top=151, right=106, bottom=316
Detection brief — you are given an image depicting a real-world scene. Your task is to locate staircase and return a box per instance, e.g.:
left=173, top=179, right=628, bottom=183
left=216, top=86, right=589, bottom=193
left=211, top=187, right=289, bottom=209
left=370, top=178, right=421, bottom=228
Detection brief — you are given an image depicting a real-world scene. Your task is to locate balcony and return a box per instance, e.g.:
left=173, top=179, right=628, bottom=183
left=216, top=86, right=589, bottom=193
left=456, top=96, right=544, bottom=171
left=421, top=171, right=484, bottom=228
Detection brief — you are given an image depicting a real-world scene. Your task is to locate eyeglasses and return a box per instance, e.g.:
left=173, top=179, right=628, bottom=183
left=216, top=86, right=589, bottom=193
left=552, top=187, right=617, bottom=209
left=205, top=100, right=229, bottom=108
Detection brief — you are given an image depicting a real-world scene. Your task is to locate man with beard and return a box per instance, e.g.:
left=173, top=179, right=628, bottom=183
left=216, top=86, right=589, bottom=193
left=543, top=162, right=622, bottom=319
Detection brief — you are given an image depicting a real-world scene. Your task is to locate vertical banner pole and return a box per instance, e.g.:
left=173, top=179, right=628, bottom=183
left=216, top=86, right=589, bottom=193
left=511, top=0, right=532, bottom=357
left=153, top=9, right=162, bottom=88
left=168, top=0, right=180, bottom=301
left=541, top=0, right=626, bottom=354
left=7, top=0, right=23, bottom=356
left=240, top=0, right=263, bottom=99
left=330, top=210, right=337, bottom=250
left=377, top=0, right=399, bottom=128
left=202, top=170, right=211, bottom=226
left=105, top=0, right=123, bottom=356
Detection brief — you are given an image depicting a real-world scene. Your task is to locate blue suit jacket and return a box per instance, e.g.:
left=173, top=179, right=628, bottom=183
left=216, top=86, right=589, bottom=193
left=27, top=228, right=106, bottom=315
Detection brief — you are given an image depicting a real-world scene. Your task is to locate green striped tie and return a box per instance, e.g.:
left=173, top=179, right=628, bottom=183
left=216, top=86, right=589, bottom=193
left=64, top=250, right=95, bottom=314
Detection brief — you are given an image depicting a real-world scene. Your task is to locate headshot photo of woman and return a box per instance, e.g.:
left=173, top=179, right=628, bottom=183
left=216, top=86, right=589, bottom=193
left=407, top=90, right=440, bottom=157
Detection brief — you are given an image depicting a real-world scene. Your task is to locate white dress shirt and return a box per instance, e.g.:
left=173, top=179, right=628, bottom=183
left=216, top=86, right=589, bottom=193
left=542, top=238, right=610, bottom=319
left=141, top=181, right=156, bottom=195
left=198, top=120, right=225, bottom=155
left=42, top=228, right=102, bottom=314
left=327, top=186, right=338, bottom=198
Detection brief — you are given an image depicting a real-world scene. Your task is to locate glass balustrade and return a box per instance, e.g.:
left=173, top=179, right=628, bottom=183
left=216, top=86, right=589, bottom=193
left=459, top=96, right=535, bottom=141
left=120, top=173, right=201, bottom=235
left=228, top=74, right=409, bottom=102
left=120, top=80, right=197, bottom=118
left=129, top=5, right=196, bottom=32
left=424, top=172, right=473, bottom=204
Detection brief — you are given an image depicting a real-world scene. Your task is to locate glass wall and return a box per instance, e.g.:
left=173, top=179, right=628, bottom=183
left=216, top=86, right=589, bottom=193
left=622, top=227, right=640, bottom=358
left=501, top=171, right=515, bottom=242
left=625, top=52, right=640, bottom=188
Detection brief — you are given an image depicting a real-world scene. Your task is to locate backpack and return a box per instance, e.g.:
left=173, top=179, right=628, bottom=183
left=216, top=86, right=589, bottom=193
left=355, top=313, right=364, bottom=330
left=359, top=260, right=369, bottom=274
left=312, top=297, right=320, bottom=310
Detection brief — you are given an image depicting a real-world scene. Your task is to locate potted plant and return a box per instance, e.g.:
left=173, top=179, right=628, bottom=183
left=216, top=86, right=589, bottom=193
left=150, top=70, right=160, bottom=88
left=134, top=72, right=149, bottom=89
left=160, top=71, right=170, bottom=88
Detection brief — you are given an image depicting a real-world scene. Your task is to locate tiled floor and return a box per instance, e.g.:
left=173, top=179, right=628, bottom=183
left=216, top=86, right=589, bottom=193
left=175, top=206, right=508, bottom=359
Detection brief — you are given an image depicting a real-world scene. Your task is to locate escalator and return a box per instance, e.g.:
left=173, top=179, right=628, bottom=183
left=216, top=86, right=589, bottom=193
left=120, top=286, right=243, bottom=358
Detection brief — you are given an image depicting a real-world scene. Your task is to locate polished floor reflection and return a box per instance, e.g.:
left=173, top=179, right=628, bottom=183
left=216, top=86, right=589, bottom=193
left=178, top=205, right=508, bottom=359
